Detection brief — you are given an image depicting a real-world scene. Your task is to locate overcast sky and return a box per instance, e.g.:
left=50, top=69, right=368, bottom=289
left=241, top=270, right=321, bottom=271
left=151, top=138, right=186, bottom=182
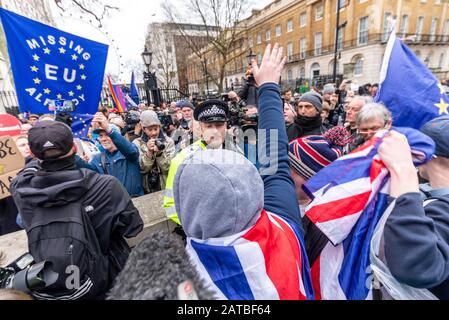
left=49, top=0, right=272, bottom=83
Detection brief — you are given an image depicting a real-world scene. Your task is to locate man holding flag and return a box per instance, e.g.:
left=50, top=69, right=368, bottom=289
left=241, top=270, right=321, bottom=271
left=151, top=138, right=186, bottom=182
left=302, top=20, right=442, bottom=300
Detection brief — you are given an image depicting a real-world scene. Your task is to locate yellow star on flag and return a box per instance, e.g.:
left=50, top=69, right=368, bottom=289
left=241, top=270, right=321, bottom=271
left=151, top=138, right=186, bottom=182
left=71, top=54, right=78, bottom=61
left=44, top=88, right=51, bottom=94
left=30, top=66, right=39, bottom=72
left=33, top=78, right=41, bottom=84
left=76, top=85, right=82, bottom=90
left=68, top=91, right=75, bottom=97
left=435, top=98, right=449, bottom=115
left=33, top=54, right=40, bottom=61
left=438, top=83, right=446, bottom=95
left=81, top=74, right=87, bottom=80
left=43, top=48, right=51, bottom=54
left=79, top=64, right=85, bottom=70
left=59, top=47, right=66, bottom=54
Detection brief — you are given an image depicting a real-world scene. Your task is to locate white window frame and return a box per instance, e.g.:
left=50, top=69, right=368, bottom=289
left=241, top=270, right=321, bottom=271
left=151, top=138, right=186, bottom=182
left=416, top=16, right=424, bottom=41
left=249, top=37, right=254, bottom=48
left=337, top=27, right=343, bottom=50
left=443, top=20, right=449, bottom=42
left=300, top=12, right=307, bottom=27
left=287, top=42, right=293, bottom=62
left=256, top=33, right=262, bottom=44
left=382, top=12, right=392, bottom=42
left=400, top=15, right=409, bottom=38
left=430, top=18, right=438, bottom=42
left=314, top=32, right=322, bottom=55
left=275, top=24, right=282, bottom=37
left=287, top=19, right=293, bottom=33
left=257, top=53, right=262, bottom=64
left=287, top=69, right=293, bottom=81
left=354, top=57, right=364, bottom=76
left=266, top=30, right=271, bottom=41
left=336, top=0, right=345, bottom=12
left=315, top=4, right=324, bottom=21
left=358, top=16, right=368, bottom=45
left=300, top=38, right=306, bottom=59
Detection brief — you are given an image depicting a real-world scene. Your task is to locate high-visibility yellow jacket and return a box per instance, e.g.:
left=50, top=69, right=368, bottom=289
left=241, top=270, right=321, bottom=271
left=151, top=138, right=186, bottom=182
left=163, top=140, right=207, bottom=224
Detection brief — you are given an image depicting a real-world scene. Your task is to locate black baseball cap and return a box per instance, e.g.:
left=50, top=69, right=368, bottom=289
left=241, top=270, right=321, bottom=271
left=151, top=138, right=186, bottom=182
left=421, top=115, right=449, bottom=158
left=28, top=121, right=74, bottom=160
left=194, top=100, right=229, bottom=123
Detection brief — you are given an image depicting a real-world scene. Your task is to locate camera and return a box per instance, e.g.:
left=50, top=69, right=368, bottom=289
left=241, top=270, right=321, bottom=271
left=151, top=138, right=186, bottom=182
left=0, top=253, right=58, bottom=294
left=123, top=110, right=141, bottom=134
left=155, top=139, right=166, bottom=151
left=49, top=100, right=76, bottom=113
left=228, top=99, right=258, bottom=127
left=180, top=119, right=190, bottom=131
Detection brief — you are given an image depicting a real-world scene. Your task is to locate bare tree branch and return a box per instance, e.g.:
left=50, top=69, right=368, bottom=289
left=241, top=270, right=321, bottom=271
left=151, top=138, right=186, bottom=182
left=162, top=0, right=249, bottom=93
left=53, top=0, right=119, bottom=27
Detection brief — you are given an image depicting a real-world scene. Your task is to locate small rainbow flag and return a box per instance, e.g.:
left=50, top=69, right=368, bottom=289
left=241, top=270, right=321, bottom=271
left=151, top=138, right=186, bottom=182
left=107, top=76, right=127, bottom=113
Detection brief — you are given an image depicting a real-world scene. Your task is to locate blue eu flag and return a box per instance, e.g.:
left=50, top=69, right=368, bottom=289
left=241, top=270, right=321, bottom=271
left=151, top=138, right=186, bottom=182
left=375, top=30, right=449, bottom=129
left=0, top=8, right=108, bottom=118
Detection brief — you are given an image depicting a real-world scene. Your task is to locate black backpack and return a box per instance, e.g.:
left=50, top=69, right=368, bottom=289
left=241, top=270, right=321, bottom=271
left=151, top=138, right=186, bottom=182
left=26, top=201, right=109, bottom=300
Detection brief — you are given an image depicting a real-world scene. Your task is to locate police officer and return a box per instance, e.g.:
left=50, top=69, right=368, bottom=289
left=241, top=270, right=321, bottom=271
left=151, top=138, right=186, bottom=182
left=163, top=100, right=242, bottom=225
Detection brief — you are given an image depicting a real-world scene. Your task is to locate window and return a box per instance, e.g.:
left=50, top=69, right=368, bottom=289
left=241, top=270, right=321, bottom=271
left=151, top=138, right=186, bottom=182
left=416, top=16, right=424, bottom=41
left=287, top=69, right=293, bottom=81
left=358, top=16, right=368, bottom=45
left=337, top=27, right=343, bottom=50
left=400, top=15, right=409, bottom=38
left=300, top=38, right=306, bottom=59
left=257, top=53, right=262, bottom=64
left=315, top=4, right=324, bottom=21
left=435, top=0, right=441, bottom=4
left=311, top=62, right=320, bottom=78
left=314, top=32, right=322, bottom=55
left=299, top=67, right=306, bottom=79
left=275, top=24, right=282, bottom=37
left=354, top=56, right=364, bottom=75
left=266, top=30, right=271, bottom=41
left=287, top=19, right=293, bottom=32
left=249, top=37, right=253, bottom=48
left=329, top=60, right=340, bottom=74
left=430, top=18, right=438, bottom=42
left=287, top=42, right=293, bottom=61
left=439, top=53, right=445, bottom=68
left=256, top=33, right=262, bottom=44
left=382, top=12, right=392, bottom=42
left=444, top=20, right=449, bottom=42
left=300, top=12, right=307, bottom=27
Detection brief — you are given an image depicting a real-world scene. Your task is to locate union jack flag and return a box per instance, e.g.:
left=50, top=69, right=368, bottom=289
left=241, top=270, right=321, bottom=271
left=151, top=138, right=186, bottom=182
left=186, top=210, right=314, bottom=300
left=303, top=127, right=435, bottom=300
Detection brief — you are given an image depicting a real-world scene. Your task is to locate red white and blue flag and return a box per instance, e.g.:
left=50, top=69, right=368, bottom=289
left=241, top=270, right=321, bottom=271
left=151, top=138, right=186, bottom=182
left=303, top=127, right=435, bottom=300
left=186, top=210, right=314, bottom=300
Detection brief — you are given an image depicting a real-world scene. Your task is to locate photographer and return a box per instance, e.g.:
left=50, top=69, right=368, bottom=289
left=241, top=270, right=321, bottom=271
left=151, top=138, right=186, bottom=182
left=133, top=111, right=175, bottom=193
left=76, top=113, right=144, bottom=197
left=238, top=65, right=258, bottom=107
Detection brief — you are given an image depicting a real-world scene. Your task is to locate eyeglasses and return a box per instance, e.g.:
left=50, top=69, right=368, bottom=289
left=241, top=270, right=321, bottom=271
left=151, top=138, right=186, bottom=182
left=357, top=126, right=383, bottom=135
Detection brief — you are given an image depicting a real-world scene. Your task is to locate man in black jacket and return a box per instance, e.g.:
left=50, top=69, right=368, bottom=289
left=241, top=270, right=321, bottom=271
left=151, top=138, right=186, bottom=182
left=287, top=91, right=328, bottom=142
left=379, top=115, right=449, bottom=299
left=10, top=121, right=143, bottom=300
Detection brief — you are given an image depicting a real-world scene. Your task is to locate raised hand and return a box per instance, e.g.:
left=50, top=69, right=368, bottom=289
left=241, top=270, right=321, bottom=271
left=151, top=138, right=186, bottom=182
left=251, top=43, right=286, bottom=87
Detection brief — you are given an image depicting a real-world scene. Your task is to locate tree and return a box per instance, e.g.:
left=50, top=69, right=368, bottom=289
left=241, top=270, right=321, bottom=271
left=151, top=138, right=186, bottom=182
left=162, top=0, right=250, bottom=93
left=53, top=0, right=118, bottom=27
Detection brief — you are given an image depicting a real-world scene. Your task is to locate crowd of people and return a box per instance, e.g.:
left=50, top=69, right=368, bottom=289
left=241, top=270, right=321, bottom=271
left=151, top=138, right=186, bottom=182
left=1, top=43, right=449, bottom=301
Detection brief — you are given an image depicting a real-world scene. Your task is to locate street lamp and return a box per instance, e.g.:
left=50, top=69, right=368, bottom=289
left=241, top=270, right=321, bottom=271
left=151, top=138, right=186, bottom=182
left=246, top=49, right=257, bottom=65
left=141, top=47, right=161, bottom=106
left=141, top=47, right=153, bottom=105
left=333, top=0, right=348, bottom=84
left=203, top=57, right=209, bottom=97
